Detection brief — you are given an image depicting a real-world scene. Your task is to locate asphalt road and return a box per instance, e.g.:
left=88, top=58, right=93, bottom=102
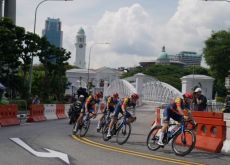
left=0, top=109, right=229, bottom=165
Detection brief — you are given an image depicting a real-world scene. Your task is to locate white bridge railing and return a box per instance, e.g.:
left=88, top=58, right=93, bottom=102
left=104, top=74, right=182, bottom=106
left=142, top=81, right=182, bottom=104
left=104, top=79, right=137, bottom=98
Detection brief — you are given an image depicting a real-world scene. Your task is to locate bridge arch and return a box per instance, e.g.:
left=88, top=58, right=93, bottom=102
left=104, top=73, right=182, bottom=105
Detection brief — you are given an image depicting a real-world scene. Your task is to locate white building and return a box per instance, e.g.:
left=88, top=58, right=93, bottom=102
left=65, top=67, right=121, bottom=95
left=74, top=28, right=86, bottom=68
left=181, top=74, right=215, bottom=100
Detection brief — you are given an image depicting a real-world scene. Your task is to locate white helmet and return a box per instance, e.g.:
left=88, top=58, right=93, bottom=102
left=195, top=88, right=202, bottom=93
left=79, top=95, right=84, bottom=98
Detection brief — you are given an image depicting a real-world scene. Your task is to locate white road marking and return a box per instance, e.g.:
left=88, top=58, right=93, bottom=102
left=10, top=137, right=70, bottom=164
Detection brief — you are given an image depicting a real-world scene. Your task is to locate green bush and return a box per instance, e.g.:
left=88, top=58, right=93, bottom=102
left=215, top=96, right=225, bottom=103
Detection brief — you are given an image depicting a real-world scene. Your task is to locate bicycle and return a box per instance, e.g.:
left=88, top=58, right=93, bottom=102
left=102, top=115, right=132, bottom=145
left=73, top=113, right=95, bottom=137
left=97, top=110, right=112, bottom=133
left=146, top=118, right=196, bottom=156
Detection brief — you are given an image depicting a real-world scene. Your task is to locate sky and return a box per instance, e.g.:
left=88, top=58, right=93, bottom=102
left=16, top=0, right=230, bottom=69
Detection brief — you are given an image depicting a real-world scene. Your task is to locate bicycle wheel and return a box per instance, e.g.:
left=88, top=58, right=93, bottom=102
left=171, top=129, right=196, bottom=156
left=79, top=119, right=90, bottom=137
left=102, top=123, right=110, bottom=141
left=116, top=123, right=131, bottom=145
left=146, top=125, right=162, bottom=151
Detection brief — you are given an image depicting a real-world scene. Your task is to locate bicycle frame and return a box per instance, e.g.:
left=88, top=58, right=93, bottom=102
left=164, top=120, right=185, bottom=144
left=111, top=115, right=127, bottom=135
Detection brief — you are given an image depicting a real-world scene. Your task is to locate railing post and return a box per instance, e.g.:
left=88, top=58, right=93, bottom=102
left=103, top=81, right=109, bottom=99
left=135, top=73, right=144, bottom=105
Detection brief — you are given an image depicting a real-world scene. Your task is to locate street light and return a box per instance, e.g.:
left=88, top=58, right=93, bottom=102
left=87, top=42, right=110, bottom=92
left=28, top=0, right=73, bottom=95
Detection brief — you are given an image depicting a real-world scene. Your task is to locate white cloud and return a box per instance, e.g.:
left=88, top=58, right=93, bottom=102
left=83, top=0, right=230, bottom=68
left=88, top=3, right=158, bottom=68
left=17, top=0, right=230, bottom=68
left=158, top=0, right=230, bottom=54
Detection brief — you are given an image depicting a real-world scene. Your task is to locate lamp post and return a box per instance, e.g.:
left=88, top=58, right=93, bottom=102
left=225, top=72, right=230, bottom=94
left=28, top=0, right=73, bottom=95
left=87, top=42, right=110, bottom=92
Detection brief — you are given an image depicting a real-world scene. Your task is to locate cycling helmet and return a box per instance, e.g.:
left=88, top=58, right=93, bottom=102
left=183, top=92, right=193, bottom=99
left=79, top=95, right=84, bottom=98
left=131, top=93, right=139, bottom=100
left=96, top=92, right=103, bottom=98
left=194, top=88, right=202, bottom=93
left=113, top=93, right=119, bottom=98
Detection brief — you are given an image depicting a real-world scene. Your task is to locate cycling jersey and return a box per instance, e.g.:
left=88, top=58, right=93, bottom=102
left=113, top=97, right=133, bottom=118
left=107, top=96, right=119, bottom=107
left=102, top=96, right=118, bottom=113
left=82, top=95, right=100, bottom=113
left=163, top=97, right=189, bottom=122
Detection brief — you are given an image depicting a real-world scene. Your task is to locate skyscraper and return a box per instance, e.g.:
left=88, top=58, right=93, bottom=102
left=0, top=0, right=16, bottom=24
left=75, top=28, right=86, bottom=68
left=42, top=17, right=63, bottom=48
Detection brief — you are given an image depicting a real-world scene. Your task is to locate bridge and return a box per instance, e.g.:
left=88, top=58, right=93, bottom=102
left=104, top=73, right=224, bottom=111
left=104, top=73, right=182, bottom=107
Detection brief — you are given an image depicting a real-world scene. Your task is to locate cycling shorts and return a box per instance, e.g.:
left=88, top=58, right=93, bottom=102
left=113, top=106, right=131, bottom=119
left=81, top=107, right=94, bottom=114
left=163, top=105, right=182, bottom=123
left=104, top=106, right=115, bottom=114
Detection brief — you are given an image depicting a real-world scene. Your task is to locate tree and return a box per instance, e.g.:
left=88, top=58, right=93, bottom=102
left=203, top=30, right=230, bottom=96
left=37, top=37, right=71, bottom=101
left=0, top=18, right=21, bottom=97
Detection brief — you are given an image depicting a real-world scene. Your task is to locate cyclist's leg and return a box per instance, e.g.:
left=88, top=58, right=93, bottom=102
left=126, top=111, right=136, bottom=123
left=97, top=107, right=106, bottom=130
left=73, top=109, right=85, bottom=133
left=107, top=107, right=119, bottom=137
left=157, top=107, right=170, bottom=146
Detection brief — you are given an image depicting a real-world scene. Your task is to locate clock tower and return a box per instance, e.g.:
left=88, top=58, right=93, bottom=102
left=75, top=28, right=86, bottom=68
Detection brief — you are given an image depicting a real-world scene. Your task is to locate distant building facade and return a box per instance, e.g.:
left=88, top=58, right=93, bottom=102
left=139, top=46, right=201, bottom=68
left=0, top=0, right=16, bottom=24
left=42, top=18, right=63, bottom=48
left=177, top=51, right=202, bottom=67
left=65, top=67, right=121, bottom=95
left=75, top=28, right=86, bottom=68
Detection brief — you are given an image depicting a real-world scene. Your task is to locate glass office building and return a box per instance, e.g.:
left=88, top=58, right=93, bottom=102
left=42, top=17, right=63, bottom=48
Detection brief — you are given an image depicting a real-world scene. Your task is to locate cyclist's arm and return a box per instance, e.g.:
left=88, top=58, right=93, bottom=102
left=84, top=103, right=89, bottom=113
left=106, top=97, right=111, bottom=110
left=177, top=106, right=184, bottom=116
left=93, top=104, right=98, bottom=115
left=121, top=104, right=127, bottom=115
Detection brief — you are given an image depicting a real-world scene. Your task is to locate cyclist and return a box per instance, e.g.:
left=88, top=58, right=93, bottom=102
left=106, top=93, right=139, bottom=138
left=97, top=93, right=119, bottom=132
left=157, top=92, right=193, bottom=146
left=73, top=92, right=103, bottom=134
left=69, top=95, right=85, bottom=124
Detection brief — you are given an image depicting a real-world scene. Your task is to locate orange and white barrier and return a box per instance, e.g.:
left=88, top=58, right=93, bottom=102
left=56, top=104, right=67, bottom=119
left=0, top=104, right=20, bottom=126
left=64, top=104, right=71, bottom=117
left=151, top=107, right=161, bottom=129
left=222, top=113, right=230, bottom=154
left=192, top=112, right=226, bottom=153
left=44, top=104, right=57, bottom=120
left=27, top=104, right=46, bottom=122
